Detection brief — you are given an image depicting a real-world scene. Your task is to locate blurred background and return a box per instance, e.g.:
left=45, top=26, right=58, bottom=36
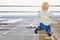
left=0, top=0, right=60, bottom=40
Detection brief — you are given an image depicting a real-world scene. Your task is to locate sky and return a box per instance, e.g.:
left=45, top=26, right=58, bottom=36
left=0, top=0, right=60, bottom=16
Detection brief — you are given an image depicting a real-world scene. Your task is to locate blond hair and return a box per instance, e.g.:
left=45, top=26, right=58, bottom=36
left=42, top=2, right=49, bottom=11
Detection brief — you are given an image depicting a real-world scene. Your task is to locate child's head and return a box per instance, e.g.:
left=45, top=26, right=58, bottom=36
left=42, top=2, right=49, bottom=11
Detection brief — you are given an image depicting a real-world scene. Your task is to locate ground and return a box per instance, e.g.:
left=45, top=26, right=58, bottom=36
left=0, top=18, right=60, bottom=40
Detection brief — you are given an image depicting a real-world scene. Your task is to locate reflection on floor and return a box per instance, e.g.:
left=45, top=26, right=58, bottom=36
left=0, top=18, right=60, bottom=40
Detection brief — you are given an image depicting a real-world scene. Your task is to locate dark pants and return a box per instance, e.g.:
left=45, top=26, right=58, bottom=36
left=38, top=23, right=51, bottom=36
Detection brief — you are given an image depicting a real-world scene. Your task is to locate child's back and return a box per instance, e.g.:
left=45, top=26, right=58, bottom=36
left=35, top=2, right=52, bottom=36
left=39, top=11, right=51, bottom=25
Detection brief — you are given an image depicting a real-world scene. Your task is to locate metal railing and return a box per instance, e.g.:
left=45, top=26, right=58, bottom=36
left=0, top=5, right=60, bottom=7
left=0, top=11, right=59, bottom=13
left=0, top=5, right=60, bottom=13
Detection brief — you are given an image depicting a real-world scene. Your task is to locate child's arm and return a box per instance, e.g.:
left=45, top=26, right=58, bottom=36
left=38, top=11, right=41, bottom=25
left=49, top=11, right=54, bottom=24
left=49, top=11, right=53, bottom=18
left=38, top=11, right=40, bottom=18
